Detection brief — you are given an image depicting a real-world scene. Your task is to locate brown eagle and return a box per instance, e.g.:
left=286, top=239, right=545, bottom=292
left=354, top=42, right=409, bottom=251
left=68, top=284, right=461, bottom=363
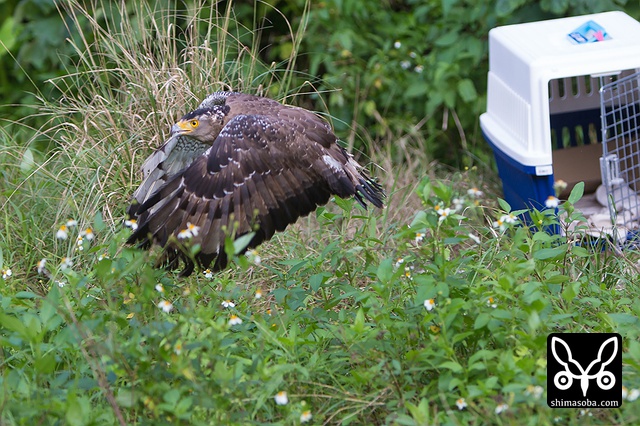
left=127, top=92, right=384, bottom=275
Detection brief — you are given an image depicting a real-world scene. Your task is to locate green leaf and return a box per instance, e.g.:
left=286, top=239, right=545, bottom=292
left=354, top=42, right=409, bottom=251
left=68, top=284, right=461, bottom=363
left=432, top=182, right=451, bottom=202
left=405, top=398, right=430, bottom=424
left=376, top=258, right=394, bottom=284
left=496, top=0, right=525, bottom=17
left=65, top=392, right=90, bottom=426
left=163, top=388, right=181, bottom=406
left=309, top=273, right=328, bottom=292
left=534, top=246, right=566, bottom=261
left=544, top=274, right=570, bottom=284
left=410, top=210, right=428, bottom=229
left=352, top=308, right=365, bottom=333
left=405, top=82, right=428, bottom=98
left=0, top=313, right=27, bottom=336
left=434, top=30, right=459, bottom=47
left=561, top=281, right=581, bottom=303
left=497, top=198, right=511, bottom=212
left=528, top=311, right=540, bottom=331
left=0, top=17, right=18, bottom=55
left=35, top=352, right=56, bottom=374
left=457, top=79, right=477, bottom=103
left=568, top=181, right=584, bottom=204
left=439, top=360, right=463, bottom=373
left=233, top=232, right=255, bottom=255
left=15, top=291, right=37, bottom=299
left=474, top=313, right=491, bottom=329
left=608, top=313, right=639, bottom=325
left=94, top=211, right=105, bottom=232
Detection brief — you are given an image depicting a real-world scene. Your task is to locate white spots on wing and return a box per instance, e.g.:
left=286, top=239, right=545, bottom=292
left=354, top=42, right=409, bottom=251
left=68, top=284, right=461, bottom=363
left=322, top=155, right=343, bottom=173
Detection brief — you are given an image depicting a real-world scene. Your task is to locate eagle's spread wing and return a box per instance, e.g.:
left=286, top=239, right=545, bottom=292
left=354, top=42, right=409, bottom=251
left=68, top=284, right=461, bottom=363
left=127, top=93, right=384, bottom=275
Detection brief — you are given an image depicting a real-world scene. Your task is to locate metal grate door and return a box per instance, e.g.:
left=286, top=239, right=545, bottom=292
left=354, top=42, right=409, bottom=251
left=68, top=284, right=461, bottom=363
left=599, top=71, right=640, bottom=243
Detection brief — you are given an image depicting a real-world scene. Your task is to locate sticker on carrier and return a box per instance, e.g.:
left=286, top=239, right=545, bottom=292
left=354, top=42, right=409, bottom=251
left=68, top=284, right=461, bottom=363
left=567, top=20, right=611, bottom=44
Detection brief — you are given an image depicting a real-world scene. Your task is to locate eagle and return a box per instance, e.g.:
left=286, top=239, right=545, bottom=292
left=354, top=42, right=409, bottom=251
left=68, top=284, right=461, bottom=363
left=127, top=92, right=384, bottom=276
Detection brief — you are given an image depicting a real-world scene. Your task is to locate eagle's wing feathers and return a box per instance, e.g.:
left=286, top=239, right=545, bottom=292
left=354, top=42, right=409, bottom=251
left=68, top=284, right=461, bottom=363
left=128, top=93, right=384, bottom=274
left=129, top=112, right=341, bottom=272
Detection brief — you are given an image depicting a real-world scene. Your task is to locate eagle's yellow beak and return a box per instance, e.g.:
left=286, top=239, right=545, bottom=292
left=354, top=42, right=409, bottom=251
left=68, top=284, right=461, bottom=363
left=171, top=120, right=194, bottom=136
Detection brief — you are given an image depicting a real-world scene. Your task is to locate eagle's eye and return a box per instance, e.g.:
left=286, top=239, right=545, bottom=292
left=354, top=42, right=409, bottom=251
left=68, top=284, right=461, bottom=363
left=190, top=119, right=199, bottom=128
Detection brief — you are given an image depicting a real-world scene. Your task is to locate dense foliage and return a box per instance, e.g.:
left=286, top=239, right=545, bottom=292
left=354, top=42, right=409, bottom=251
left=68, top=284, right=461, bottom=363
left=2, top=178, right=640, bottom=425
left=2, top=0, right=638, bottom=163
left=2, top=1, right=640, bottom=425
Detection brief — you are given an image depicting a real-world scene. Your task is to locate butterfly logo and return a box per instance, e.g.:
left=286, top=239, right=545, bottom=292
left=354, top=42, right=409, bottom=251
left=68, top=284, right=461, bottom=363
left=551, top=336, right=618, bottom=397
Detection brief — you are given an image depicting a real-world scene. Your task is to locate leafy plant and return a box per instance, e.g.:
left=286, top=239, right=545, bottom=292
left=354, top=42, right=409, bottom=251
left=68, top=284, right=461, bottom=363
left=2, top=1, right=640, bottom=425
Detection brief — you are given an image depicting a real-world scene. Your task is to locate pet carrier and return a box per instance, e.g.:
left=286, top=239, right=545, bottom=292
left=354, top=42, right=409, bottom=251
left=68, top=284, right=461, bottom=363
left=480, top=11, right=640, bottom=241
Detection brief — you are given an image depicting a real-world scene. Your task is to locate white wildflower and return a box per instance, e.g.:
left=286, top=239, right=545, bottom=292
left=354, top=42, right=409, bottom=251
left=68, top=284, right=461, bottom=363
left=274, top=391, right=288, bottom=405
left=495, top=403, right=508, bottom=415
left=186, top=222, right=200, bottom=237
left=228, top=315, right=242, bottom=326
left=56, top=225, right=69, bottom=240
left=124, top=218, right=138, bottom=231
left=158, top=300, right=173, bottom=313
left=300, top=410, right=312, bottom=422
left=467, top=187, right=484, bottom=197
left=80, top=227, right=94, bottom=240
left=455, top=398, right=467, bottom=410
left=247, top=249, right=261, bottom=265
left=437, top=207, right=452, bottom=223
left=545, top=196, right=560, bottom=208
left=501, top=213, right=518, bottom=224
left=60, top=257, right=72, bottom=270
left=424, top=298, right=435, bottom=311
left=1, top=268, right=12, bottom=279
left=37, top=258, right=47, bottom=274
left=525, top=385, right=543, bottom=399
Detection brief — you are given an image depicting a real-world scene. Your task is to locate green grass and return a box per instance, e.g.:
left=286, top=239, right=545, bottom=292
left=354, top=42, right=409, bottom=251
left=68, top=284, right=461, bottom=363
left=2, top=1, right=640, bottom=425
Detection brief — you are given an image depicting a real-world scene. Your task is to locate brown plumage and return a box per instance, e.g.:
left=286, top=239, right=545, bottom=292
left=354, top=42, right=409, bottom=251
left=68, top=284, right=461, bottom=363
left=127, top=92, right=384, bottom=275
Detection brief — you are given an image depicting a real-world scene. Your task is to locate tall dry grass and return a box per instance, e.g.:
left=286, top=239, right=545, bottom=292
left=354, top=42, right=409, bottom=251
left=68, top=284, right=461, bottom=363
left=0, top=0, right=320, bottom=277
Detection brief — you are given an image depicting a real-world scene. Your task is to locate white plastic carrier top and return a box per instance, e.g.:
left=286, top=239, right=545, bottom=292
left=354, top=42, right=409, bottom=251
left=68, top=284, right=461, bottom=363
left=480, top=11, right=640, bottom=173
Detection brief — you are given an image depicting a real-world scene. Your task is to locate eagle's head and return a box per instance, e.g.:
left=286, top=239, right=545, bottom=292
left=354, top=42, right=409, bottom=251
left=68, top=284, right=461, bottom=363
left=171, top=104, right=230, bottom=144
